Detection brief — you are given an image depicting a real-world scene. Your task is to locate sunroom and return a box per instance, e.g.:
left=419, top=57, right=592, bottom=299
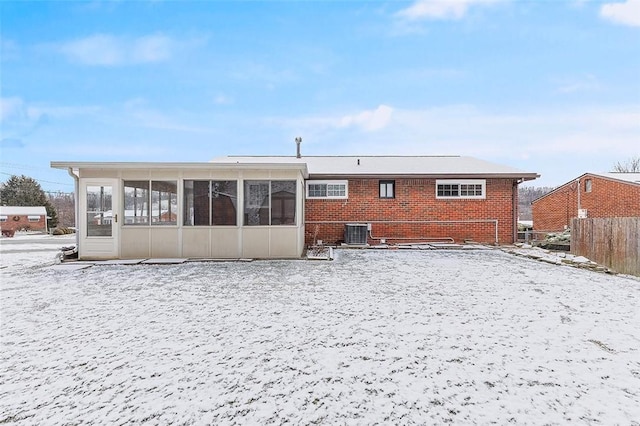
left=51, top=161, right=308, bottom=260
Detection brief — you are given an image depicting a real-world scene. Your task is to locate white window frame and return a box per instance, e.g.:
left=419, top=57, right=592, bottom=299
left=436, top=179, right=486, bottom=200
left=306, top=180, right=348, bottom=199
left=0, top=216, right=7, bottom=222
left=28, top=216, right=41, bottom=222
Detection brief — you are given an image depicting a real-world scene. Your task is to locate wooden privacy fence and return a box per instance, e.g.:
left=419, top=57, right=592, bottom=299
left=571, top=217, right=640, bottom=277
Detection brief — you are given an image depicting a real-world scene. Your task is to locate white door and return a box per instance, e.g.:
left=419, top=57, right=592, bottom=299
left=79, top=179, right=119, bottom=259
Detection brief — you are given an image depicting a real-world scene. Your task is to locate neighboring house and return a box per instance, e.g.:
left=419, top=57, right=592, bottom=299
left=532, top=172, right=640, bottom=232
left=0, top=206, right=48, bottom=234
left=51, top=154, right=538, bottom=260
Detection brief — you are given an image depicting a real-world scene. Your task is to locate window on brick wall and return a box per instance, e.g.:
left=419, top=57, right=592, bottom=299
left=585, top=179, right=592, bottom=193
left=436, top=180, right=486, bottom=199
left=306, top=180, right=348, bottom=199
left=379, top=180, right=395, bottom=199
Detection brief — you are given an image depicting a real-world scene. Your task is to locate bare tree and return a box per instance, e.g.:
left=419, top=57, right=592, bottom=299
left=47, top=191, right=76, bottom=228
left=518, top=186, right=555, bottom=220
left=612, top=157, right=640, bottom=173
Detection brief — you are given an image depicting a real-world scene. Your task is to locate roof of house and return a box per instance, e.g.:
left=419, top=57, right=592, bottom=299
left=216, top=155, right=539, bottom=180
left=50, top=161, right=310, bottom=178
left=0, top=206, right=47, bottom=216
left=51, top=156, right=538, bottom=181
left=588, top=172, right=640, bottom=184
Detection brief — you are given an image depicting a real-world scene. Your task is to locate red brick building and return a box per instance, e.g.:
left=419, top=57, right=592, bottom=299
left=224, top=156, right=539, bottom=245
left=532, top=172, right=640, bottom=232
left=0, top=206, right=48, bottom=235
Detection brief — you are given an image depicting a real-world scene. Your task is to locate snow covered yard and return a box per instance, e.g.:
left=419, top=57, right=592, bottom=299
left=1, top=239, right=640, bottom=424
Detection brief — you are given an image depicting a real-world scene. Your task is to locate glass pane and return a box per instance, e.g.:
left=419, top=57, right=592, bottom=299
left=308, top=183, right=326, bottom=197
left=244, top=181, right=269, bottom=225
left=151, top=181, right=178, bottom=225
left=380, top=181, right=394, bottom=198
left=327, top=184, right=345, bottom=197
left=438, top=184, right=459, bottom=197
left=271, top=181, right=296, bottom=225
left=86, top=185, right=112, bottom=237
left=124, top=181, right=149, bottom=224
left=585, top=180, right=592, bottom=192
left=212, top=181, right=237, bottom=225
left=183, top=180, right=195, bottom=226
left=183, top=180, right=210, bottom=226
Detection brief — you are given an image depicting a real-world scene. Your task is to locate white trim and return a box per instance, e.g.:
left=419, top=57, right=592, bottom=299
left=50, top=161, right=309, bottom=179
left=306, top=180, right=348, bottom=199
left=436, top=179, right=486, bottom=200
left=28, top=215, right=41, bottom=221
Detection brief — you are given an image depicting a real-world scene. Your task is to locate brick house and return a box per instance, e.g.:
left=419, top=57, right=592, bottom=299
left=532, top=172, right=640, bottom=232
left=51, top=155, right=538, bottom=260
left=0, top=206, right=48, bottom=235
left=219, top=155, right=539, bottom=246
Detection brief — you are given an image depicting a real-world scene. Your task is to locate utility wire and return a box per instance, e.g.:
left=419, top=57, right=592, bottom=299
left=0, top=162, right=49, bottom=172
left=0, top=171, right=74, bottom=187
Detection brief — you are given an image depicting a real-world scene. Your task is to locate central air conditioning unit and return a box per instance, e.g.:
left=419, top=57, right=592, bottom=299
left=344, top=223, right=368, bottom=245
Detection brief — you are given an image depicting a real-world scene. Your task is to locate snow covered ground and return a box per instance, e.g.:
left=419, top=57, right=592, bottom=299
left=1, top=235, right=640, bottom=424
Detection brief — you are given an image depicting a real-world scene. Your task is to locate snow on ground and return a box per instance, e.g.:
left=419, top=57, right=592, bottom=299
left=1, top=237, right=640, bottom=424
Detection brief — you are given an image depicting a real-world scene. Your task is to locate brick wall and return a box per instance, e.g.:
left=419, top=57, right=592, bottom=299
left=532, top=175, right=640, bottom=232
left=0, top=215, right=47, bottom=232
left=305, top=178, right=518, bottom=245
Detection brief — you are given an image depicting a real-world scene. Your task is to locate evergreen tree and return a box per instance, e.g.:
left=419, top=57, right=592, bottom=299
left=0, top=175, right=59, bottom=228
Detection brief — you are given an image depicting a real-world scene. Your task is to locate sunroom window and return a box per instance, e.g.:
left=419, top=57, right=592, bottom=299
left=183, top=180, right=237, bottom=226
left=123, top=180, right=177, bottom=225
left=244, top=180, right=296, bottom=225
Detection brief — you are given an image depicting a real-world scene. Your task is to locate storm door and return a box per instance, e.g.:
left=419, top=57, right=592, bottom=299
left=80, top=180, right=119, bottom=258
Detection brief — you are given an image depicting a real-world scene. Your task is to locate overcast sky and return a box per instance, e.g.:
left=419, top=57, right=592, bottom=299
left=1, top=0, right=639, bottom=192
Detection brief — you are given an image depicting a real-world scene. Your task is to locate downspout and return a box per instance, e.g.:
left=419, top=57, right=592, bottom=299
left=513, top=179, right=519, bottom=244
left=576, top=177, right=581, bottom=213
left=67, top=167, right=80, bottom=248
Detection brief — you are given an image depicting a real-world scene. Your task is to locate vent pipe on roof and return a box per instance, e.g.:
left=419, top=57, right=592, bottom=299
left=295, top=137, right=302, bottom=158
